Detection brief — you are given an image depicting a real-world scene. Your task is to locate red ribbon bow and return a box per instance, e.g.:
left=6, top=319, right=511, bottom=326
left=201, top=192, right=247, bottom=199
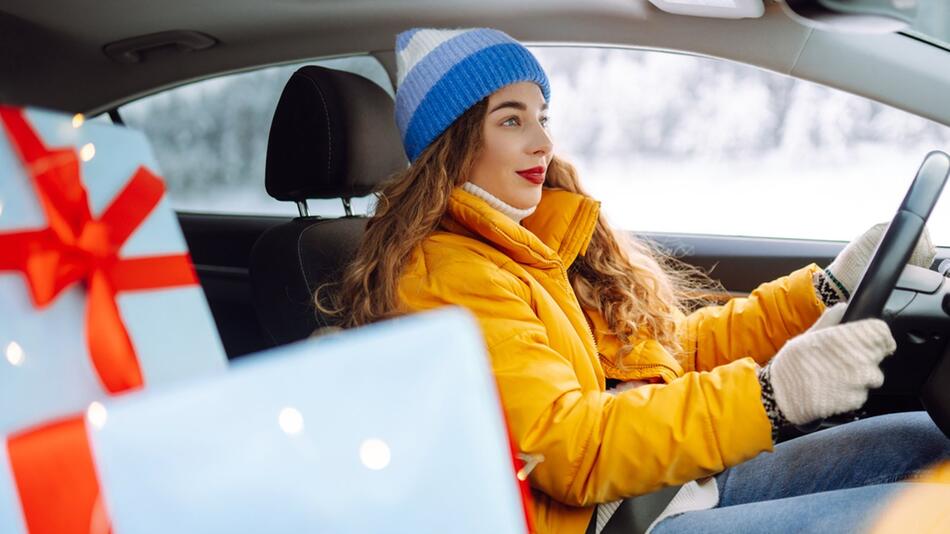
left=0, top=106, right=198, bottom=393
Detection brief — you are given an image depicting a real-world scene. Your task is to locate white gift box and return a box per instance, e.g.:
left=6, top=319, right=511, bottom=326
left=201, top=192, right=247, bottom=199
left=85, top=307, right=527, bottom=534
left=0, top=107, right=227, bottom=434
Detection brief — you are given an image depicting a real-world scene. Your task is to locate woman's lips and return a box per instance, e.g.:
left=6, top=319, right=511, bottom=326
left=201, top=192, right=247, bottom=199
left=516, top=167, right=545, bottom=185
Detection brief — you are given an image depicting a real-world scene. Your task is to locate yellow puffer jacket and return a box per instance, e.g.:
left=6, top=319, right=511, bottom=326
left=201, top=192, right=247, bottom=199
left=398, top=187, right=826, bottom=533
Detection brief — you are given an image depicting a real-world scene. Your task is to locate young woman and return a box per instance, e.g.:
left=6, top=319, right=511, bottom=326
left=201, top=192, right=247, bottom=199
left=321, top=28, right=950, bottom=534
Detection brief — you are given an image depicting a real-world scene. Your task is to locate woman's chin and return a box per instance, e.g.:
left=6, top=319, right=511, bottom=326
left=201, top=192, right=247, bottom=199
left=498, top=183, right=542, bottom=210
left=511, top=195, right=541, bottom=211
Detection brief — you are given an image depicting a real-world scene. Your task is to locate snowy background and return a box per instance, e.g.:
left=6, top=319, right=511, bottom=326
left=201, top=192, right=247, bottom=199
left=121, top=46, right=950, bottom=245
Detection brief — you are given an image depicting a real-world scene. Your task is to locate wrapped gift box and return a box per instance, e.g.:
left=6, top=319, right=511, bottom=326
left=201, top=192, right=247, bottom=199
left=0, top=106, right=227, bottom=435
left=84, top=307, right=528, bottom=533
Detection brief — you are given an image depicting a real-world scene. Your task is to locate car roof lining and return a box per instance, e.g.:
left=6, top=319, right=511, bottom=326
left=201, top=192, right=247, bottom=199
left=1, top=0, right=947, bottom=128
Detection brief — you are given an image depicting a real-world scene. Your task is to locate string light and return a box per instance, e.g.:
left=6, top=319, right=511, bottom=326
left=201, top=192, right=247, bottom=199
left=87, top=401, right=108, bottom=429
left=278, top=406, right=304, bottom=435
left=79, top=143, right=96, bottom=162
left=72, top=113, right=85, bottom=128
left=5, top=341, right=24, bottom=366
left=359, top=438, right=391, bottom=470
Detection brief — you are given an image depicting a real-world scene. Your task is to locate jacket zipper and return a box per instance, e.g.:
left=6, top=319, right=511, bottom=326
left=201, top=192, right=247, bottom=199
left=559, top=265, right=599, bottom=356
left=516, top=452, right=546, bottom=480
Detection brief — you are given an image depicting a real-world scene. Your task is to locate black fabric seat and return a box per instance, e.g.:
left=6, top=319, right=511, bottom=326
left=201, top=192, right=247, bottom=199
left=249, top=65, right=407, bottom=346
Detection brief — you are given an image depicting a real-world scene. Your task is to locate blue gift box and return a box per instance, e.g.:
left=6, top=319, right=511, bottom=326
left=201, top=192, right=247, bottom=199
left=85, top=307, right=527, bottom=533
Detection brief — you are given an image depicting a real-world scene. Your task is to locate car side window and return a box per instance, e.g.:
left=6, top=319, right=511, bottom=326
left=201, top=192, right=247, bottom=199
left=119, top=55, right=392, bottom=217
left=529, top=46, right=950, bottom=245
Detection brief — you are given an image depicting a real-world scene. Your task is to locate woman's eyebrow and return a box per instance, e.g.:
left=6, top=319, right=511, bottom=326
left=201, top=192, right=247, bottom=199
left=489, top=100, right=549, bottom=114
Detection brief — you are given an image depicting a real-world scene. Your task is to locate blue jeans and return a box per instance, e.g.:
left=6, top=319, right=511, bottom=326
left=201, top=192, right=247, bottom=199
left=651, top=411, right=950, bottom=534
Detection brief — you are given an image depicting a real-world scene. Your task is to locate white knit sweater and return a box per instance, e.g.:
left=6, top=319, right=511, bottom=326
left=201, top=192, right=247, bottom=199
left=460, top=182, right=536, bottom=222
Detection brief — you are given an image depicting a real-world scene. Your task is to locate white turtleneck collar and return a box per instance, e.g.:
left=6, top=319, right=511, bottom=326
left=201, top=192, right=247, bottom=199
left=461, top=182, right=537, bottom=223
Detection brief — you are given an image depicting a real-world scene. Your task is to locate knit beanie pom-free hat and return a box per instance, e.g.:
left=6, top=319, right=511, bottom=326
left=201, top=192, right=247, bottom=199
left=394, top=27, right=551, bottom=163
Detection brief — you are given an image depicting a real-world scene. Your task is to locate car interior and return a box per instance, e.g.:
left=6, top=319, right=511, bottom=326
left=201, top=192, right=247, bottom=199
left=3, top=0, right=950, bottom=440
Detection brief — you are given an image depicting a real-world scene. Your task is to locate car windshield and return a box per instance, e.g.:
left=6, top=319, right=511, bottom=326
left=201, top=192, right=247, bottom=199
left=906, top=1, right=950, bottom=50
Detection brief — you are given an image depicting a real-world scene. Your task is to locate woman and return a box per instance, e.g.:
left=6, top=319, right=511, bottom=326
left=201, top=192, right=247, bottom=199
left=321, top=28, right=950, bottom=533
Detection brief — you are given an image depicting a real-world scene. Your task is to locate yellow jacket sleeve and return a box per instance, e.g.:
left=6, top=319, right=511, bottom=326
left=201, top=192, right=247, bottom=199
left=680, top=263, right=826, bottom=373
left=400, top=261, right=775, bottom=506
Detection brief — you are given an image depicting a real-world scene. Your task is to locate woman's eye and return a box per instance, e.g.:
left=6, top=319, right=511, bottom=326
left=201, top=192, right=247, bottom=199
left=540, top=116, right=550, bottom=127
left=502, top=117, right=520, bottom=127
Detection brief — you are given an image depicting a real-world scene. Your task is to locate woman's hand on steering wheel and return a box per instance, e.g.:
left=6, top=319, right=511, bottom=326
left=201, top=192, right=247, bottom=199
left=813, top=222, right=936, bottom=307
left=761, top=303, right=896, bottom=429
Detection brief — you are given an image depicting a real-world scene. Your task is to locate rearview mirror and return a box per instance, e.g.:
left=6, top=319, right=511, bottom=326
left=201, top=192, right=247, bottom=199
left=781, top=0, right=919, bottom=34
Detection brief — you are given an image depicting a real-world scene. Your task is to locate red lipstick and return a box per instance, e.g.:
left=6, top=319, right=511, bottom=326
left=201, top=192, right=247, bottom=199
left=516, top=166, right=545, bottom=185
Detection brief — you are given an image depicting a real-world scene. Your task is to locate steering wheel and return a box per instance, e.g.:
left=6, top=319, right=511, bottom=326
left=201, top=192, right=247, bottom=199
left=836, top=150, right=950, bottom=438
left=841, top=151, right=950, bottom=323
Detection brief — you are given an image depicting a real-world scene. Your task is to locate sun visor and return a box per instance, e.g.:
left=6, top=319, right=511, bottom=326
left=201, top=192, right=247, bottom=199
left=648, top=0, right=765, bottom=19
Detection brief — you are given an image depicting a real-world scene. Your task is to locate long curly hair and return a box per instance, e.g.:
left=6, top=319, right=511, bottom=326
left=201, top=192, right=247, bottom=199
left=550, top=158, right=719, bottom=361
left=316, top=96, right=719, bottom=364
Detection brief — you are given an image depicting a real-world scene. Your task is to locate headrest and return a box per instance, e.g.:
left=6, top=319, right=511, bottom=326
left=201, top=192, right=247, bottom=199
left=265, top=65, right=408, bottom=201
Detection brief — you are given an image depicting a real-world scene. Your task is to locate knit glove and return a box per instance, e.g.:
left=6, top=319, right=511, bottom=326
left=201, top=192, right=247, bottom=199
left=814, top=222, right=936, bottom=307
left=757, top=303, right=896, bottom=438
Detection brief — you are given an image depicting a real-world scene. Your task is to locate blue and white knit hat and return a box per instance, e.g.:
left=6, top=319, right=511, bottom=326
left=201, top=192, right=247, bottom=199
left=394, top=28, right=551, bottom=163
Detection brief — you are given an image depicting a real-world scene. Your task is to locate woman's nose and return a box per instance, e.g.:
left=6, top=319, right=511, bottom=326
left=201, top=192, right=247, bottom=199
left=530, top=121, right=554, bottom=156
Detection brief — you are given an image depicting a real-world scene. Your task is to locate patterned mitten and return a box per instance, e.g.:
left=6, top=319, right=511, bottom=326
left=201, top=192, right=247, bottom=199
left=814, top=222, right=936, bottom=307
left=757, top=303, right=896, bottom=437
